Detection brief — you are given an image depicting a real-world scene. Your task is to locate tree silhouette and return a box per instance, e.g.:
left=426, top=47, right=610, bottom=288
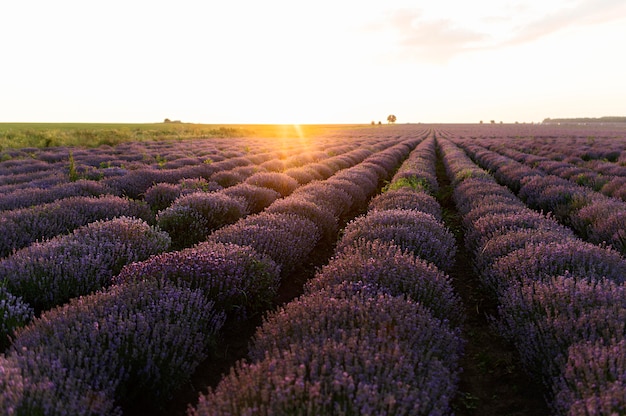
left=387, top=115, right=397, bottom=124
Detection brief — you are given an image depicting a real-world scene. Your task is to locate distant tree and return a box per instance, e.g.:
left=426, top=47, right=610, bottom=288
left=371, top=121, right=375, bottom=125
left=387, top=115, right=397, bottom=124
left=164, top=118, right=172, bottom=123
left=479, top=120, right=483, bottom=124
left=378, top=121, right=382, bottom=125
left=490, top=120, right=495, bottom=124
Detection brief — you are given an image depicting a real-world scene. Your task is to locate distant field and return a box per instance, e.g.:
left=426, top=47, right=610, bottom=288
left=0, top=122, right=368, bottom=150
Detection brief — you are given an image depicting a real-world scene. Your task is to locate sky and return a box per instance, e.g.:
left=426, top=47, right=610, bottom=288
left=1, top=0, right=625, bottom=124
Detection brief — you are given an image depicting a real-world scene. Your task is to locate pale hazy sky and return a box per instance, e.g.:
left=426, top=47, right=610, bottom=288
left=1, top=0, right=625, bottom=124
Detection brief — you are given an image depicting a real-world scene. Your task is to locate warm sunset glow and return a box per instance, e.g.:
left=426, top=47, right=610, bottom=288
left=1, top=0, right=625, bottom=124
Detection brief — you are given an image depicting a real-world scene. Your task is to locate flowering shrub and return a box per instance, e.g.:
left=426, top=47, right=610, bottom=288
left=486, top=241, right=626, bottom=296
left=209, top=213, right=321, bottom=272
left=245, top=172, right=299, bottom=197
left=291, top=181, right=353, bottom=218
left=157, top=192, right=247, bottom=249
left=325, top=178, right=370, bottom=210
left=114, top=241, right=281, bottom=320
left=553, top=340, right=626, bottom=416
left=0, top=195, right=153, bottom=259
left=368, top=188, right=442, bottom=220
left=306, top=239, right=464, bottom=326
left=0, top=217, right=171, bottom=312
left=496, top=275, right=626, bottom=386
left=464, top=211, right=573, bottom=255
left=9, top=278, right=225, bottom=408
left=337, top=209, right=456, bottom=271
left=221, top=183, right=281, bottom=214
left=266, top=197, right=338, bottom=241
left=0, top=351, right=120, bottom=416
left=0, top=285, right=34, bottom=351
left=192, top=283, right=462, bottom=416
left=0, top=179, right=117, bottom=212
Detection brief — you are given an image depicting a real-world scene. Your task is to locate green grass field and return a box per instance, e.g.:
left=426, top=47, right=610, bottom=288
left=0, top=123, right=368, bottom=150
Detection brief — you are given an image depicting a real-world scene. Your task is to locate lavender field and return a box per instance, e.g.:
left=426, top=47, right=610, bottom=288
left=1, top=123, right=626, bottom=415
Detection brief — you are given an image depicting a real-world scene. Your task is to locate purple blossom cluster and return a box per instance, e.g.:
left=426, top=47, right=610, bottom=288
left=0, top=285, right=34, bottom=351
left=114, top=241, right=281, bottom=320
left=208, top=212, right=321, bottom=273
left=458, top=140, right=626, bottom=254
left=368, top=188, right=443, bottom=220
left=0, top=217, right=171, bottom=312
left=390, top=136, right=439, bottom=193
left=221, top=183, right=282, bottom=214
left=337, top=209, right=456, bottom=271
left=244, top=172, right=299, bottom=197
left=306, top=239, right=464, bottom=327
left=144, top=179, right=222, bottom=212
left=3, top=278, right=225, bottom=412
left=439, top=136, right=626, bottom=414
left=553, top=340, right=626, bottom=415
left=191, top=282, right=463, bottom=416
left=0, top=179, right=117, bottom=212
left=157, top=191, right=247, bottom=249
left=0, top=195, right=153, bottom=258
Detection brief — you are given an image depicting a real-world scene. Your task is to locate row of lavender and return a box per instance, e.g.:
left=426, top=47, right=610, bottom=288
left=455, top=140, right=626, bottom=254
left=0, top=135, right=387, bottom=258
left=0, top=135, right=424, bottom=414
left=190, top=135, right=464, bottom=415
left=0, top=134, right=414, bottom=353
left=0, top=132, right=362, bottom=210
left=438, top=135, right=626, bottom=415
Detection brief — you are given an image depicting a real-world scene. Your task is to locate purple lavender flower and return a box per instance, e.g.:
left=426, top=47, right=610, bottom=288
left=10, top=278, right=225, bottom=407
left=192, top=282, right=462, bottom=416
left=245, top=172, right=299, bottom=197
left=208, top=213, right=321, bottom=273
left=369, top=189, right=443, bottom=220
left=553, top=340, right=626, bottom=416
left=337, top=209, right=457, bottom=271
left=221, top=183, right=281, bottom=214
left=157, top=191, right=247, bottom=249
left=306, top=239, right=464, bottom=326
left=0, top=195, right=153, bottom=258
left=114, top=241, right=281, bottom=319
left=0, top=286, right=34, bottom=351
left=1, top=217, right=171, bottom=312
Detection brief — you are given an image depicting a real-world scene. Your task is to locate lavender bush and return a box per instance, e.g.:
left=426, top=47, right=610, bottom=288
left=114, top=241, right=281, bottom=319
left=306, top=239, right=464, bottom=326
left=192, top=283, right=462, bottom=416
left=0, top=195, right=153, bottom=258
left=553, top=340, right=626, bottom=416
left=157, top=192, right=247, bottom=249
left=486, top=240, right=626, bottom=296
left=496, top=275, right=626, bottom=386
left=0, top=217, right=170, bottom=312
left=291, top=181, right=353, bottom=218
left=368, top=188, right=443, bottom=220
left=245, top=172, right=299, bottom=197
left=221, top=183, right=281, bottom=214
left=266, top=197, right=338, bottom=241
left=208, top=213, right=321, bottom=272
left=0, top=351, right=121, bottom=416
left=0, top=285, right=34, bottom=351
left=9, top=278, right=225, bottom=408
left=337, top=209, right=456, bottom=271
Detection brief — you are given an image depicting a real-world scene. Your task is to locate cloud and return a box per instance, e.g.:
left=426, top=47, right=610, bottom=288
left=501, top=0, right=626, bottom=46
left=369, top=0, right=626, bottom=64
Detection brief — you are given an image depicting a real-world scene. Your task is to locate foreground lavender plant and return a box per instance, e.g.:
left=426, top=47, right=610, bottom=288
left=114, top=241, right=281, bottom=320
left=0, top=285, right=34, bottom=351
left=9, top=278, right=225, bottom=408
left=0, top=217, right=170, bottom=312
left=553, top=340, right=626, bottom=416
left=496, top=275, right=626, bottom=385
left=192, top=283, right=463, bottom=416
left=306, top=239, right=464, bottom=327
